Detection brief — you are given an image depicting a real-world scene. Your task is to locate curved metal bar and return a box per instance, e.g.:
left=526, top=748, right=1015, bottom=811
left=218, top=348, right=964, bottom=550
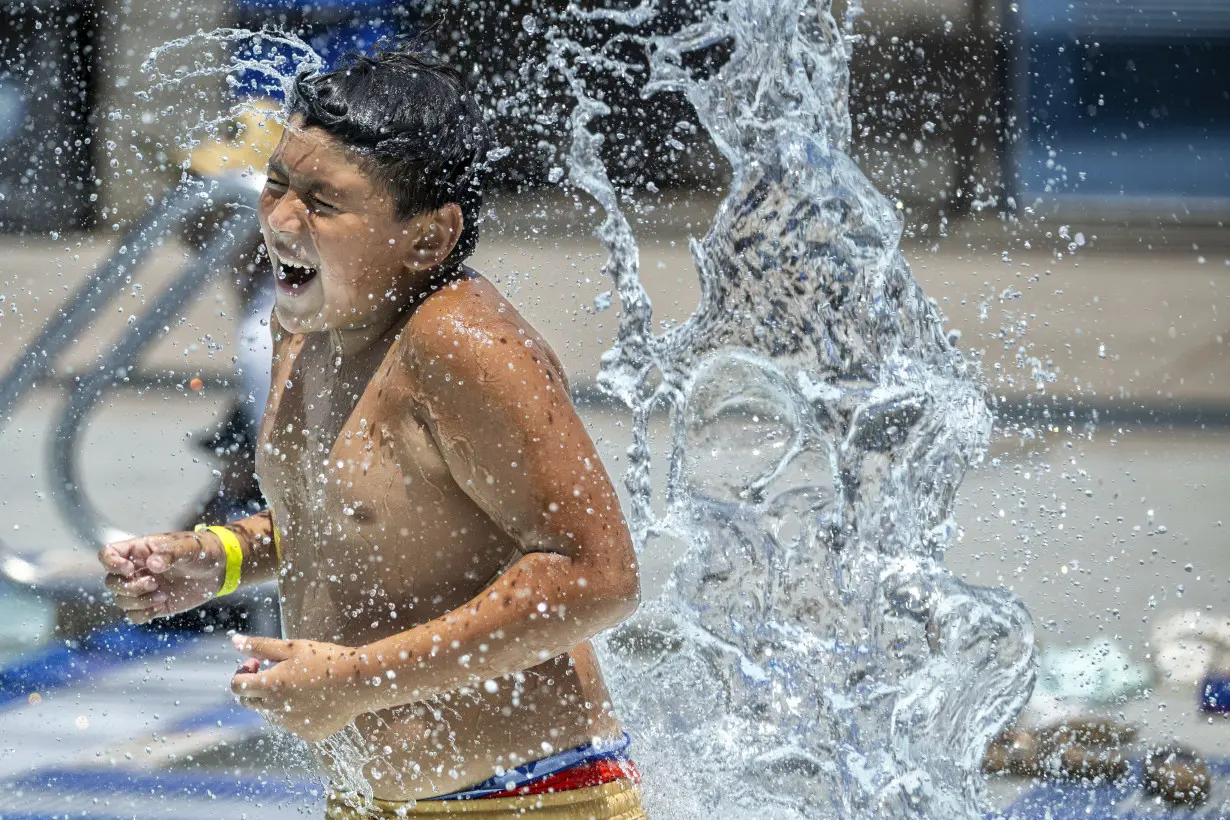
left=50, top=216, right=249, bottom=550
left=0, top=192, right=199, bottom=422
left=0, top=178, right=261, bottom=593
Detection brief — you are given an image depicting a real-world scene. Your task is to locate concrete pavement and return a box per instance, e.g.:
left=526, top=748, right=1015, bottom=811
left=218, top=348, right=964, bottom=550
left=1, top=200, right=1228, bottom=807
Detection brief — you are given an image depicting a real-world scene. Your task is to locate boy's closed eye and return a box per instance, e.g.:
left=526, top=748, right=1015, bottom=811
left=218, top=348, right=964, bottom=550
left=262, top=176, right=289, bottom=202
left=263, top=178, right=340, bottom=215
left=263, top=164, right=288, bottom=188
left=263, top=158, right=342, bottom=210
left=305, top=194, right=340, bottom=214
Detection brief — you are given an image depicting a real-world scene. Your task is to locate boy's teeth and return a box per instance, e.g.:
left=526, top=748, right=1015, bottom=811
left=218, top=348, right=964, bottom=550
left=278, top=261, right=318, bottom=287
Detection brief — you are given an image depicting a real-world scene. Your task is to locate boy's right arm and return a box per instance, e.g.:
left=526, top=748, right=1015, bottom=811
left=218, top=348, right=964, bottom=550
left=98, top=510, right=278, bottom=624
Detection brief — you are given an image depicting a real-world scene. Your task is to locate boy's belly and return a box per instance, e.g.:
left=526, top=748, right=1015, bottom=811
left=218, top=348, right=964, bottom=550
left=269, top=505, right=624, bottom=800
left=337, top=645, right=622, bottom=800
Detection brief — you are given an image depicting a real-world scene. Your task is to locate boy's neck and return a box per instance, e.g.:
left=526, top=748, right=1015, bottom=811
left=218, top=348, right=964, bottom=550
left=330, top=317, right=400, bottom=359
left=328, top=265, right=471, bottom=357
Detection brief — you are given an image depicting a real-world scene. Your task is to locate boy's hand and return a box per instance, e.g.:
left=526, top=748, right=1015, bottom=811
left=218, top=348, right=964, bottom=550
left=230, top=634, right=365, bottom=742
left=98, top=532, right=226, bottom=624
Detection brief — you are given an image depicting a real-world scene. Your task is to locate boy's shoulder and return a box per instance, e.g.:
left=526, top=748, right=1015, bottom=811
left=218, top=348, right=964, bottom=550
left=404, top=271, right=512, bottom=343
left=401, top=270, right=569, bottom=394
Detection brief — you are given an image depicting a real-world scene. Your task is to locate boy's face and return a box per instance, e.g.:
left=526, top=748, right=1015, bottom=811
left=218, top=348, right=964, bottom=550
left=257, top=117, right=459, bottom=334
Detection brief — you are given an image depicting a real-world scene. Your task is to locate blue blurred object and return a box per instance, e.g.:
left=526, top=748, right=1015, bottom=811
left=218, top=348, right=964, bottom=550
left=1000, top=757, right=1230, bottom=819
left=1006, top=0, right=1230, bottom=204
left=230, top=0, right=414, bottom=99
left=0, top=622, right=196, bottom=710
left=0, top=624, right=321, bottom=819
left=1201, top=674, right=1230, bottom=713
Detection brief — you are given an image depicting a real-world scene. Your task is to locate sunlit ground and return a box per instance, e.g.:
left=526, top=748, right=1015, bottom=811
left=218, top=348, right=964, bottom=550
left=1, top=196, right=1227, bottom=813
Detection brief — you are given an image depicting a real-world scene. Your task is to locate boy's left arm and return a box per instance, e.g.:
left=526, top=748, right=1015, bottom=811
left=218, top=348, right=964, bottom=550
left=232, top=298, right=640, bottom=739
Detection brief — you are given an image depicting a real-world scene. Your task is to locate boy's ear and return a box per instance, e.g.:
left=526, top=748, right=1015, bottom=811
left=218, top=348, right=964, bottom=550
left=407, top=203, right=463, bottom=270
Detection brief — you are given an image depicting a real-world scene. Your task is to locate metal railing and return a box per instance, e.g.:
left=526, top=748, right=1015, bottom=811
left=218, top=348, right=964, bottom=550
left=0, top=176, right=260, bottom=597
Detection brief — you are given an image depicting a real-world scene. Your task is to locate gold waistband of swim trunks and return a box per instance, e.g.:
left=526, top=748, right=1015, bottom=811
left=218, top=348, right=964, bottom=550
left=324, top=778, right=646, bottom=819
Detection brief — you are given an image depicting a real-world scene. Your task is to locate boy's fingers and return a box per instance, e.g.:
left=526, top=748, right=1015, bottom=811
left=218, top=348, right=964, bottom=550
left=113, top=589, right=168, bottom=612
left=145, top=538, right=188, bottom=573
left=104, top=574, right=158, bottom=596
left=97, top=542, right=138, bottom=576
left=231, top=671, right=273, bottom=697
left=232, top=634, right=294, bottom=662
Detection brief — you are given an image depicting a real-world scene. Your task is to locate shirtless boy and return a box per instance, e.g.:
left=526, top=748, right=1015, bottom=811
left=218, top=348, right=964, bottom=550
left=98, top=45, right=645, bottom=818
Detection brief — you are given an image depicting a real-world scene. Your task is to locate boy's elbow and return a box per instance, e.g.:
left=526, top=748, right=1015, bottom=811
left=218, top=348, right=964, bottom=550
left=570, top=570, right=639, bottom=633
left=598, top=571, right=640, bottom=629
left=617, top=586, right=641, bottom=624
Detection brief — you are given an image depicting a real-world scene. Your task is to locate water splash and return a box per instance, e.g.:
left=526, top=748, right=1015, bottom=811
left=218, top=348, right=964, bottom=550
left=138, top=29, right=321, bottom=155
left=313, top=724, right=379, bottom=813
left=550, top=0, right=1037, bottom=816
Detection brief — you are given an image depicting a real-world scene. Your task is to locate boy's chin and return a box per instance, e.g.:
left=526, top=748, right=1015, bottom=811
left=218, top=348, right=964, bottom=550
left=273, top=301, right=327, bottom=334
left=273, top=281, right=327, bottom=332
left=274, top=301, right=366, bottom=335
left=274, top=310, right=319, bottom=334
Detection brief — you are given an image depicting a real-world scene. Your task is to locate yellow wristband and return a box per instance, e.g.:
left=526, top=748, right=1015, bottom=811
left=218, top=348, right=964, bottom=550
left=195, top=524, right=243, bottom=597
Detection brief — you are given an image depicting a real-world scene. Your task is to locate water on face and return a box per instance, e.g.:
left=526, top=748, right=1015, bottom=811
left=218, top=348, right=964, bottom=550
left=550, top=0, right=1036, bottom=816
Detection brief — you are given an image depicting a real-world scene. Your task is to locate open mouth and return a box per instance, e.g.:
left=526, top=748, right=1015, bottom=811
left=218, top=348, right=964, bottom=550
left=276, top=259, right=318, bottom=293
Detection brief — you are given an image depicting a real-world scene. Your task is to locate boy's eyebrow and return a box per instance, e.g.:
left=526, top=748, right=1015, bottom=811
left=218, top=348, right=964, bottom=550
left=266, top=158, right=349, bottom=202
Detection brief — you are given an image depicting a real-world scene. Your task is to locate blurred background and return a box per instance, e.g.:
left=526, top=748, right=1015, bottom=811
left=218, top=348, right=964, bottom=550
left=0, top=0, right=1227, bottom=816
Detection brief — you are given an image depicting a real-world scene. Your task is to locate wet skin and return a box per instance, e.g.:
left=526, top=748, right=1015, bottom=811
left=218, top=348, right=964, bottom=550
left=99, top=121, right=640, bottom=800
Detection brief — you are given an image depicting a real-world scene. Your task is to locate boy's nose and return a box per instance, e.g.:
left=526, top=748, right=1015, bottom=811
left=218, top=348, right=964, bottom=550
left=265, top=191, right=308, bottom=235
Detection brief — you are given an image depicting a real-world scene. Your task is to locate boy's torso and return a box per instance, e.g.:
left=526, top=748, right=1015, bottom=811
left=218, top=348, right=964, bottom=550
left=255, top=274, right=621, bottom=800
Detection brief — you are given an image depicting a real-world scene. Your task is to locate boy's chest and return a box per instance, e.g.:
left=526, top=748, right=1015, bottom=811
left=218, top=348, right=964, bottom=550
left=255, top=334, right=449, bottom=538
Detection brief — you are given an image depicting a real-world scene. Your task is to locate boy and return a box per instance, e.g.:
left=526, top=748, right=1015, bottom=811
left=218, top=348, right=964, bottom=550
left=98, top=45, right=645, bottom=818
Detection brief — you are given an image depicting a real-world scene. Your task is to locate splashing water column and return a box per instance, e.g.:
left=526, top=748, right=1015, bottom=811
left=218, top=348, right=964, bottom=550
left=553, top=0, right=1037, bottom=816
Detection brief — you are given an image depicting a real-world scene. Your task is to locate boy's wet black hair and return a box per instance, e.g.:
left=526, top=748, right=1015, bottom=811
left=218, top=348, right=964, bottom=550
left=289, top=42, right=488, bottom=266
